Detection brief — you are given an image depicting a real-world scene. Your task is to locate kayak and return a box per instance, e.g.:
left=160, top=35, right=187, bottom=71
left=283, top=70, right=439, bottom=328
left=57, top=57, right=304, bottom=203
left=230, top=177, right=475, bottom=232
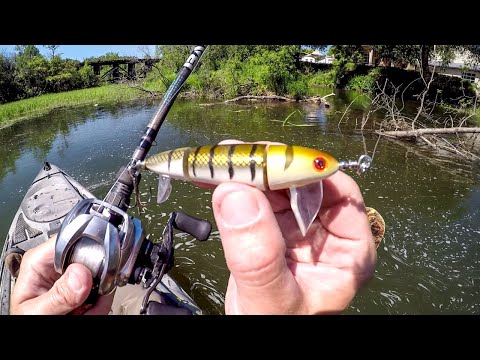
left=0, top=162, right=202, bottom=315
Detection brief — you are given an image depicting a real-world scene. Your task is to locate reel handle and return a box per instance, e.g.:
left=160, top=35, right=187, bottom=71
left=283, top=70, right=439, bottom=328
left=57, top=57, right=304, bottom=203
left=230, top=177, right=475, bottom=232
left=172, top=212, right=212, bottom=241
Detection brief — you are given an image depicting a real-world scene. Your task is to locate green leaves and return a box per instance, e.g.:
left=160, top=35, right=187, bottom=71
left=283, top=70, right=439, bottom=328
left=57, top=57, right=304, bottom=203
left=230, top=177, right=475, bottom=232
left=153, top=45, right=307, bottom=98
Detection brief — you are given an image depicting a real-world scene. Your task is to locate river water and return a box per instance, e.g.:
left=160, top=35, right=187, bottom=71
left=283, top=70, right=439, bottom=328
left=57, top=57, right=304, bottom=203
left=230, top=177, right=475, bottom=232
left=1, top=91, right=479, bottom=314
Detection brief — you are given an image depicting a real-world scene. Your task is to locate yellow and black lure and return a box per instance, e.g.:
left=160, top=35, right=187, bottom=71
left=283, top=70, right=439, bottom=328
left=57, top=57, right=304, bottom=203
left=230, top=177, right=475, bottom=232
left=139, top=143, right=372, bottom=236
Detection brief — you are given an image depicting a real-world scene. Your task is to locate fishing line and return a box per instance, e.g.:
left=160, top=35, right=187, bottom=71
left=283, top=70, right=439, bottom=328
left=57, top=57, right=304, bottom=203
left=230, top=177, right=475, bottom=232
left=101, top=165, right=130, bottom=204
left=371, top=133, right=383, bottom=161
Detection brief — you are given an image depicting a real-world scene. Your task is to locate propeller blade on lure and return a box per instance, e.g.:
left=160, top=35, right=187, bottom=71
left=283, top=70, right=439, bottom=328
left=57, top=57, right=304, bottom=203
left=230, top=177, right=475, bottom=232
left=137, top=143, right=372, bottom=236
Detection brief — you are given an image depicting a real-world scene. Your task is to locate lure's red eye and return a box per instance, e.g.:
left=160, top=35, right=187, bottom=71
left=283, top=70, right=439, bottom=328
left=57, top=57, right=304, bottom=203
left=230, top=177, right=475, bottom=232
left=313, top=157, right=327, bottom=171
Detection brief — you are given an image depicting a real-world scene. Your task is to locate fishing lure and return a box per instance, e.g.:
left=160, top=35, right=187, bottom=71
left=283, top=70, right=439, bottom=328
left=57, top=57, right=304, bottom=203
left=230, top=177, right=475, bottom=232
left=138, top=143, right=372, bottom=236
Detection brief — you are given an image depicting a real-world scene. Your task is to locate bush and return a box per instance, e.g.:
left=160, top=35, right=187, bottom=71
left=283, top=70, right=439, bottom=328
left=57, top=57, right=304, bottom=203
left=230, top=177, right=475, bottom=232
left=428, top=74, right=476, bottom=106
left=0, top=54, right=20, bottom=104
left=287, top=79, right=308, bottom=99
left=333, top=64, right=476, bottom=106
left=346, top=67, right=381, bottom=93
left=335, top=64, right=371, bottom=88
left=308, top=70, right=336, bottom=88
left=79, top=64, right=99, bottom=88
left=375, top=67, right=476, bottom=106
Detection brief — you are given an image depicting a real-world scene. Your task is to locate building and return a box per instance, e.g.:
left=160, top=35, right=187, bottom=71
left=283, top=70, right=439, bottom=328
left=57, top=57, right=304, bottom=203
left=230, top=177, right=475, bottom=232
left=429, top=51, right=480, bottom=85
left=319, top=55, right=334, bottom=64
left=358, top=46, right=480, bottom=85
left=359, top=46, right=414, bottom=69
left=300, top=50, right=331, bottom=64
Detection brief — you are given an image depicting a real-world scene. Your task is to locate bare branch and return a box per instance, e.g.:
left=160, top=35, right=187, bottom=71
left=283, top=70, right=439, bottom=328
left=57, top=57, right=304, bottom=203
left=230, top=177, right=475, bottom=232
left=337, top=96, right=359, bottom=129
left=412, top=63, right=437, bottom=130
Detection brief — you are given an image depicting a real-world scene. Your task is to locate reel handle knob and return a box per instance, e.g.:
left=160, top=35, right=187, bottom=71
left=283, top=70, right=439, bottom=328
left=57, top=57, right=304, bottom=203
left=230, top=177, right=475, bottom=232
left=172, top=212, right=212, bottom=241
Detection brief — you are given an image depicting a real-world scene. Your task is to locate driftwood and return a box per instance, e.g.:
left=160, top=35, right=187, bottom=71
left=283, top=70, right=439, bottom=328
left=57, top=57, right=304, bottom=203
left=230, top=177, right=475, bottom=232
left=199, top=93, right=334, bottom=107
left=197, top=95, right=295, bottom=106
left=304, top=93, right=333, bottom=107
left=377, top=127, right=480, bottom=138
left=374, top=127, right=480, bottom=161
left=224, top=95, right=294, bottom=103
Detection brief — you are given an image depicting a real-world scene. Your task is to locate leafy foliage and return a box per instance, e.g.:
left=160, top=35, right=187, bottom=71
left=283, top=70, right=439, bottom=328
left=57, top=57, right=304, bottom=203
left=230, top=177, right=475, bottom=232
left=153, top=45, right=306, bottom=98
left=346, top=68, right=381, bottom=92
left=324, top=45, right=479, bottom=105
left=341, top=65, right=476, bottom=105
left=2, top=44, right=478, bottom=110
left=1, top=45, right=104, bottom=104
left=0, top=52, right=20, bottom=104
left=43, top=45, right=61, bottom=58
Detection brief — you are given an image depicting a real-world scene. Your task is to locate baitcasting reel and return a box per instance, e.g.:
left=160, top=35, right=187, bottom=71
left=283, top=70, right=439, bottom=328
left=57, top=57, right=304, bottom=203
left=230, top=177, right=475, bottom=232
left=54, top=197, right=211, bottom=312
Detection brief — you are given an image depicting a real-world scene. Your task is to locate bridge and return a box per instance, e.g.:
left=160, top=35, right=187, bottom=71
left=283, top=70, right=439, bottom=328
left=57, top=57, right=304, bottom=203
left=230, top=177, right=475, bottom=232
left=83, top=57, right=161, bottom=82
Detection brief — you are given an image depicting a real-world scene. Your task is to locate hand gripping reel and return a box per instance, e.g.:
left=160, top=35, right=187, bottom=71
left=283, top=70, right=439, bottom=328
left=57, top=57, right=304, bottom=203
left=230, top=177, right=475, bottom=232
left=54, top=198, right=212, bottom=310
left=54, top=198, right=144, bottom=300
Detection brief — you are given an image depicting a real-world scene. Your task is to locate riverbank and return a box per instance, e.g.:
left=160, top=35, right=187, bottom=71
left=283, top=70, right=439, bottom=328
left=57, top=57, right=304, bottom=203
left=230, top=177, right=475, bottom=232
left=1, top=72, right=478, bottom=131
left=0, top=80, right=335, bottom=129
left=0, top=81, right=166, bottom=129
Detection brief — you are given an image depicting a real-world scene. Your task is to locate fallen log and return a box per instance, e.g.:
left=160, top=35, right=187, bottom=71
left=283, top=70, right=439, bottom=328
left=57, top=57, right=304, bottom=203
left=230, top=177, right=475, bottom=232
left=377, top=127, right=480, bottom=138
left=224, top=95, right=294, bottom=103
left=199, top=93, right=333, bottom=107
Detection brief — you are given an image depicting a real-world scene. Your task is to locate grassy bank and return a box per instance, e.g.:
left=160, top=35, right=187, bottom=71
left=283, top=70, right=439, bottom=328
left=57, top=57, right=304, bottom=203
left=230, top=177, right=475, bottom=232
left=0, top=81, right=165, bottom=129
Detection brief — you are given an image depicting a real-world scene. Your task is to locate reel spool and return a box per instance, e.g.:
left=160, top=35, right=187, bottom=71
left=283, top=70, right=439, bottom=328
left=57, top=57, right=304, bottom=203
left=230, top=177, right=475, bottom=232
left=54, top=198, right=145, bottom=297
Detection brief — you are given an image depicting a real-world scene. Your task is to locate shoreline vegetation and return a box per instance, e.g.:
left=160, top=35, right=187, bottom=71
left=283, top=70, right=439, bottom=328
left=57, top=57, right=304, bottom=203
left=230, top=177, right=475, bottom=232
left=0, top=82, right=163, bottom=129
left=1, top=45, right=479, bottom=159
left=0, top=81, right=334, bottom=129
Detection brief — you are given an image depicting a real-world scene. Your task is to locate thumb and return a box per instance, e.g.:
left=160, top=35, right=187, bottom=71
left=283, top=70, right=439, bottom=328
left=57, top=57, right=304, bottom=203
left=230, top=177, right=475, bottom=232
left=26, top=264, right=93, bottom=315
left=212, top=182, right=302, bottom=314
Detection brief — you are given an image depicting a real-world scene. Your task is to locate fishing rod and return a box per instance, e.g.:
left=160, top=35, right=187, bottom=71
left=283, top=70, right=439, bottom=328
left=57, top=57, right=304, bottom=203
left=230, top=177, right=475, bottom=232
left=104, top=45, right=207, bottom=212
left=54, top=46, right=212, bottom=314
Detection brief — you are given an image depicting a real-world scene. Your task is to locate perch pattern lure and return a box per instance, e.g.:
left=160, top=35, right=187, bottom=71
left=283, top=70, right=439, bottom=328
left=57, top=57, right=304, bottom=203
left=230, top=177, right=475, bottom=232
left=139, top=143, right=372, bottom=236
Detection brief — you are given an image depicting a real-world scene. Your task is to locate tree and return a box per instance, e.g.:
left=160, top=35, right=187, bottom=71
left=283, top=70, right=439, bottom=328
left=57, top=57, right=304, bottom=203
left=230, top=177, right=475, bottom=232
left=12, top=46, right=48, bottom=98
left=45, top=58, right=83, bottom=93
left=84, top=52, right=122, bottom=63
left=14, top=55, right=50, bottom=97
left=304, top=45, right=328, bottom=52
left=371, top=45, right=420, bottom=67
left=14, top=45, right=40, bottom=59
left=0, top=52, right=20, bottom=103
left=330, top=45, right=479, bottom=79
left=372, top=45, right=480, bottom=75
left=44, top=45, right=61, bottom=59
left=328, top=45, right=365, bottom=85
left=156, top=45, right=193, bottom=71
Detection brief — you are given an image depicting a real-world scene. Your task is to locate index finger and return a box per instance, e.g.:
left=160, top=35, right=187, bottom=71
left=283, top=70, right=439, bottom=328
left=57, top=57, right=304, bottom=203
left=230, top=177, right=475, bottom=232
left=319, top=171, right=370, bottom=240
left=22, top=236, right=57, bottom=273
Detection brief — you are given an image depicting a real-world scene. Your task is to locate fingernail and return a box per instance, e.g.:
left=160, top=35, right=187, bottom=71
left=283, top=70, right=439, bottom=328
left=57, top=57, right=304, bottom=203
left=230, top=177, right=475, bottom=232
left=66, top=268, right=84, bottom=293
left=220, top=190, right=260, bottom=227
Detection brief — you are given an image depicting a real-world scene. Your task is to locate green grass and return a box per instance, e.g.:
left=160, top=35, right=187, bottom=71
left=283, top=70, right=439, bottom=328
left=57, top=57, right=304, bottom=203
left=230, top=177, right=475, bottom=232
left=0, top=82, right=166, bottom=129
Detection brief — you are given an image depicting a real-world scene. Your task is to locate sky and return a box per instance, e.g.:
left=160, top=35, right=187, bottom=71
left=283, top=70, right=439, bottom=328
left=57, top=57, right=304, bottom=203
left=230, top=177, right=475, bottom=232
left=0, top=45, right=156, bottom=60
left=0, top=45, right=331, bottom=60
